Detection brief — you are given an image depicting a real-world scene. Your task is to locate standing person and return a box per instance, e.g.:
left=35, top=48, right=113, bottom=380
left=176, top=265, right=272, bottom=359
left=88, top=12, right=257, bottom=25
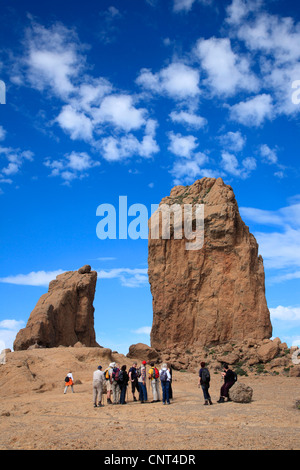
left=159, top=363, right=171, bottom=405
left=128, top=362, right=139, bottom=402
left=104, top=362, right=115, bottom=404
left=119, top=365, right=129, bottom=405
left=138, top=361, right=148, bottom=403
left=167, top=363, right=173, bottom=401
left=217, top=363, right=235, bottom=403
left=148, top=362, right=161, bottom=402
left=64, top=371, right=74, bottom=394
left=198, top=362, right=212, bottom=405
left=93, top=365, right=105, bottom=408
left=111, top=363, right=121, bottom=405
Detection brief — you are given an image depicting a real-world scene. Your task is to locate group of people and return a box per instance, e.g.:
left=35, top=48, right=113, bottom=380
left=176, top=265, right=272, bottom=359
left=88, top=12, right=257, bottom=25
left=92, top=361, right=173, bottom=407
left=198, top=362, right=237, bottom=405
left=63, top=360, right=236, bottom=408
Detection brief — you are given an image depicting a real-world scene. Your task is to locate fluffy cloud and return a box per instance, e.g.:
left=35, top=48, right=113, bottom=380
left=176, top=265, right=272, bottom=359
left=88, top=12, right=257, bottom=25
left=195, top=37, right=259, bottom=96
left=97, top=268, right=148, bottom=288
left=169, top=110, right=207, bottom=129
left=0, top=319, right=25, bottom=351
left=240, top=201, right=300, bottom=276
left=45, top=151, right=100, bottom=182
left=168, top=132, right=199, bottom=158
left=221, top=151, right=256, bottom=179
left=93, top=94, right=147, bottom=132
left=136, top=62, right=200, bottom=100
left=229, top=94, right=273, bottom=126
left=219, top=131, right=246, bottom=152
left=0, top=270, right=65, bottom=286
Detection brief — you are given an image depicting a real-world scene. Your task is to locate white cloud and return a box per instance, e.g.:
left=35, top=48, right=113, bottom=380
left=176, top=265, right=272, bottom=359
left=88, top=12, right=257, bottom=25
left=169, top=110, right=207, bottom=129
left=170, top=152, right=215, bottom=185
left=97, top=268, right=148, bottom=288
left=56, top=105, right=94, bottom=141
left=136, top=62, right=200, bottom=100
left=229, top=94, right=273, bottom=126
left=219, top=131, right=246, bottom=152
left=0, top=126, right=6, bottom=141
left=168, top=132, right=199, bottom=158
left=0, top=319, right=25, bottom=351
left=195, top=37, right=259, bottom=96
left=259, top=144, right=278, bottom=165
left=240, top=202, right=300, bottom=276
left=131, top=326, right=152, bottom=335
left=0, top=143, right=34, bottom=189
left=173, top=0, right=213, bottom=12
left=98, top=119, right=159, bottom=162
left=93, top=94, right=147, bottom=132
left=225, top=0, right=262, bottom=25
left=221, top=151, right=256, bottom=178
left=45, top=151, right=100, bottom=182
left=0, top=270, right=65, bottom=287
left=23, top=22, right=85, bottom=98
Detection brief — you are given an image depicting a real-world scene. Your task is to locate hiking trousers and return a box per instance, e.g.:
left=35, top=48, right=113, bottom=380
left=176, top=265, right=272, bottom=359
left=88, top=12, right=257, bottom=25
left=112, top=380, right=120, bottom=404
left=151, top=379, right=161, bottom=401
left=161, top=381, right=170, bottom=404
left=201, top=384, right=211, bottom=401
left=221, top=381, right=235, bottom=398
left=93, top=380, right=103, bottom=405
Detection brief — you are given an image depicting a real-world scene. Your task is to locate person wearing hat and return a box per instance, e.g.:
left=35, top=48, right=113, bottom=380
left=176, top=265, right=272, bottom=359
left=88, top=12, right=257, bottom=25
left=138, top=361, right=148, bottom=403
left=93, top=365, right=105, bottom=408
left=104, top=362, right=115, bottom=405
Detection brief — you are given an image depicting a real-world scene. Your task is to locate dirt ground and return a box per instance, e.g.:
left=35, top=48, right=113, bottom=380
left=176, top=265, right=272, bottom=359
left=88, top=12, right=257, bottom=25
left=0, top=347, right=299, bottom=451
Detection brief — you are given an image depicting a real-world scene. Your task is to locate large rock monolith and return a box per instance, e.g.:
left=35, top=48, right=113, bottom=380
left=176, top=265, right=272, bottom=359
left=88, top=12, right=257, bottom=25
left=148, top=177, right=272, bottom=354
left=13, top=266, right=99, bottom=350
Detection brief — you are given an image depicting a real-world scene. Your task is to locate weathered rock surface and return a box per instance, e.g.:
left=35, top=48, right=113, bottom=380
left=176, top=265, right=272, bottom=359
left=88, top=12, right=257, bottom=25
left=13, top=266, right=99, bottom=350
left=127, top=343, right=160, bottom=362
left=148, top=177, right=272, bottom=353
left=229, top=382, right=253, bottom=403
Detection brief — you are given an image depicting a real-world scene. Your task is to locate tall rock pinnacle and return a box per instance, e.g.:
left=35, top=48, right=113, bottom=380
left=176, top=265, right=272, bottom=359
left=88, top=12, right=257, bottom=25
left=148, top=177, right=272, bottom=352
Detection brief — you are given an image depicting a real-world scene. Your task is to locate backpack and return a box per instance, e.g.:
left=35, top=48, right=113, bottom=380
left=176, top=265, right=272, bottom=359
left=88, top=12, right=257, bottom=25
left=112, top=367, right=120, bottom=382
left=118, top=370, right=124, bottom=383
left=233, top=371, right=238, bottom=382
left=65, top=376, right=70, bottom=383
left=151, top=367, right=159, bottom=379
left=160, top=369, right=168, bottom=382
left=136, top=366, right=142, bottom=378
left=104, top=368, right=110, bottom=380
left=201, top=368, right=210, bottom=384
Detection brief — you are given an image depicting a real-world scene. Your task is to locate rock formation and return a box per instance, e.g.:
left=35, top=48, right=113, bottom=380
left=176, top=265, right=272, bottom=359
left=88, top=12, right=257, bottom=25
left=13, top=266, right=99, bottom=350
left=148, top=177, right=272, bottom=354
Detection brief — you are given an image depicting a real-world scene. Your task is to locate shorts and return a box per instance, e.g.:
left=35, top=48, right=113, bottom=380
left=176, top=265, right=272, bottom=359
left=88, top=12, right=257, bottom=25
left=106, top=380, right=112, bottom=392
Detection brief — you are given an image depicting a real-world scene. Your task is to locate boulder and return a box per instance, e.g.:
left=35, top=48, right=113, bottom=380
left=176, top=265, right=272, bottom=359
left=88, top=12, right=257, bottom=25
left=257, top=340, right=280, bottom=363
left=13, top=266, right=99, bottom=350
left=229, top=382, right=253, bottom=403
left=148, top=177, right=272, bottom=354
left=126, top=343, right=160, bottom=362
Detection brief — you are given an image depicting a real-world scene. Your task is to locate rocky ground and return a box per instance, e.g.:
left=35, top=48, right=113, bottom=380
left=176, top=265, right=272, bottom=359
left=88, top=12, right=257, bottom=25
left=0, top=347, right=299, bottom=450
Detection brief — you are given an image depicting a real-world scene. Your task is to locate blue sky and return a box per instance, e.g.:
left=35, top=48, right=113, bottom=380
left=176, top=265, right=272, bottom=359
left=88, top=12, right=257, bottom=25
left=0, top=0, right=300, bottom=354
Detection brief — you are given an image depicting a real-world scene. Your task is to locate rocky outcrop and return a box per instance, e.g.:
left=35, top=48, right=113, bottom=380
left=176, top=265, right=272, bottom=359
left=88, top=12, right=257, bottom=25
left=13, top=266, right=99, bottom=350
left=126, top=343, right=161, bottom=362
left=148, top=177, right=272, bottom=354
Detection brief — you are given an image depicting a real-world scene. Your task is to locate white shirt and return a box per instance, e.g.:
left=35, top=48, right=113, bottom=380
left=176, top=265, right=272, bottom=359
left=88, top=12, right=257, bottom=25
left=93, top=369, right=104, bottom=382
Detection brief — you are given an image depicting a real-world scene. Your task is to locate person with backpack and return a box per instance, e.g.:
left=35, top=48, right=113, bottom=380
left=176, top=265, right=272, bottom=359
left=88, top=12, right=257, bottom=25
left=159, top=363, right=171, bottom=405
left=111, top=363, right=121, bottom=405
left=93, top=365, right=105, bottom=408
left=104, top=362, right=115, bottom=404
left=217, top=363, right=236, bottom=403
left=138, top=361, right=148, bottom=403
left=119, top=365, right=129, bottom=405
left=128, top=362, right=139, bottom=402
left=64, top=371, right=74, bottom=394
left=198, top=362, right=212, bottom=405
left=148, top=362, right=161, bottom=403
